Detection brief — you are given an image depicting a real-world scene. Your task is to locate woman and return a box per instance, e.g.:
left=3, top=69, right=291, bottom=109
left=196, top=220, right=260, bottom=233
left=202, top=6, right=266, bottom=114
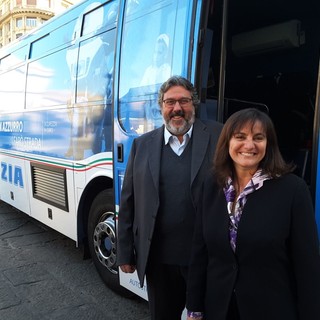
left=186, top=108, right=320, bottom=320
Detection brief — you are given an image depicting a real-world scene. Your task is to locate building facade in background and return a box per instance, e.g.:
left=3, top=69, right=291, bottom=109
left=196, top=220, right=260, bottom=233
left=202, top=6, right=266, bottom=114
left=0, top=0, right=78, bottom=48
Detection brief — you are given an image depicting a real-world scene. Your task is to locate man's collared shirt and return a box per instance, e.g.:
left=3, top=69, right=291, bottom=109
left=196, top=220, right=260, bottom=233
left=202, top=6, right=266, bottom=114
left=164, top=125, right=193, bottom=156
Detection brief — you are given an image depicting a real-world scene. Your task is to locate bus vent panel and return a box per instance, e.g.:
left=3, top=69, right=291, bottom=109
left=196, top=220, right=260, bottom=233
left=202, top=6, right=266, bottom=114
left=31, top=163, right=69, bottom=211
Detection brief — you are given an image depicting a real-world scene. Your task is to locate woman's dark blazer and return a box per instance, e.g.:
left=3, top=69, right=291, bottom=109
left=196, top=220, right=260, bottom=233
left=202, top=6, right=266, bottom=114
left=186, top=173, right=320, bottom=320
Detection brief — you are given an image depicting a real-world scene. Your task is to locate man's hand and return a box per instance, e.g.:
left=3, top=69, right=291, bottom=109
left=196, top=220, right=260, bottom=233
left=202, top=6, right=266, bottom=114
left=120, top=264, right=136, bottom=273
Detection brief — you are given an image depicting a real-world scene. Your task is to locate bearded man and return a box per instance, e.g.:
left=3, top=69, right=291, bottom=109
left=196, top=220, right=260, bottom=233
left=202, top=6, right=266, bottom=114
left=117, top=76, right=222, bottom=320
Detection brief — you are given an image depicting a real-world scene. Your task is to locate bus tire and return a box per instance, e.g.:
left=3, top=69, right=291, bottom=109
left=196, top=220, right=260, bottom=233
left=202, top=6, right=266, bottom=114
left=88, top=189, right=133, bottom=298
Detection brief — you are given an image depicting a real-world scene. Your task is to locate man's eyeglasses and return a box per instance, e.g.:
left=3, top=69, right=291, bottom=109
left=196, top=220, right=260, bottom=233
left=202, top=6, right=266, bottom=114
left=162, top=98, right=193, bottom=107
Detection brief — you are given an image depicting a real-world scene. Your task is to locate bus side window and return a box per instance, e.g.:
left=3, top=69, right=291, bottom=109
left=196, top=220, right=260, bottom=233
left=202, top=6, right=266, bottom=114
left=26, top=48, right=72, bottom=109
left=29, top=19, right=75, bottom=59
left=0, top=66, right=25, bottom=111
left=0, top=46, right=27, bottom=111
left=69, top=2, right=117, bottom=156
left=118, top=0, right=190, bottom=134
left=82, top=2, right=118, bottom=37
left=76, top=31, right=116, bottom=103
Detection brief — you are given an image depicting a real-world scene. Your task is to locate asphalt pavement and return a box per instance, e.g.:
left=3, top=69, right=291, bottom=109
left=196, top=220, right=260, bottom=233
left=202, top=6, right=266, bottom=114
left=0, top=200, right=150, bottom=320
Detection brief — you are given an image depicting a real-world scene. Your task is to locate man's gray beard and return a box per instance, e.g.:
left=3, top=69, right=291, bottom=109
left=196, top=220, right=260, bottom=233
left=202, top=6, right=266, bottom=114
left=164, top=114, right=195, bottom=136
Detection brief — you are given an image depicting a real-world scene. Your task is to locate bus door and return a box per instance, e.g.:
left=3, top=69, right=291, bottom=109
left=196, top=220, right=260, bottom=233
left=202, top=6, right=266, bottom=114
left=193, top=0, right=320, bottom=234
left=113, top=0, right=200, bottom=298
left=314, top=61, right=320, bottom=234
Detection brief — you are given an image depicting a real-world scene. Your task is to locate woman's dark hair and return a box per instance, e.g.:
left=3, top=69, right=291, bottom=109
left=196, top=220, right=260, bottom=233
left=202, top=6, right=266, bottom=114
left=157, top=75, right=200, bottom=108
left=214, top=108, right=294, bottom=187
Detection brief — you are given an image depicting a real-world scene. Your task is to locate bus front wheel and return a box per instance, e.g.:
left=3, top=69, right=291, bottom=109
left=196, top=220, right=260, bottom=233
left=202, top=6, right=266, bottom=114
left=87, top=189, right=132, bottom=297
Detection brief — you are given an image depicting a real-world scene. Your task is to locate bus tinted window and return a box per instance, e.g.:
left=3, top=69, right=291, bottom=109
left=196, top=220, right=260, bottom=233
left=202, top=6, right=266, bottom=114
left=63, top=1, right=118, bottom=158
left=30, top=20, right=76, bottom=59
left=0, top=67, right=25, bottom=111
left=0, top=45, right=26, bottom=70
left=0, top=55, right=12, bottom=72
left=76, top=30, right=115, bottom=103
left=82, top=2, right=118, bottom=36
left=30, top=34, right=50, bottom=58
left=118, top=0, right=189, bottom=134
left=26, top=48, right=71, bottom=108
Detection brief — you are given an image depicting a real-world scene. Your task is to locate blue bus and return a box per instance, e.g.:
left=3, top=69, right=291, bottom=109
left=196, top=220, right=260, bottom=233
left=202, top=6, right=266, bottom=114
left=0, top=0, right=319, bottom=298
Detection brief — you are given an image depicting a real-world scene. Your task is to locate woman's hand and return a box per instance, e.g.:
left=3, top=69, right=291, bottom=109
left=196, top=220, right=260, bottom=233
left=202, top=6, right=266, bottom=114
left=120, top=264, right=136, bottom=273
left=186, top=311, right=203, bottom=320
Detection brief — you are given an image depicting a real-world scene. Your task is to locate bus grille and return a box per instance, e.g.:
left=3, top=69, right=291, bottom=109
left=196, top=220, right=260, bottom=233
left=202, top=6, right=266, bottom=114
left=31, top=163, right=69, bottom=211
